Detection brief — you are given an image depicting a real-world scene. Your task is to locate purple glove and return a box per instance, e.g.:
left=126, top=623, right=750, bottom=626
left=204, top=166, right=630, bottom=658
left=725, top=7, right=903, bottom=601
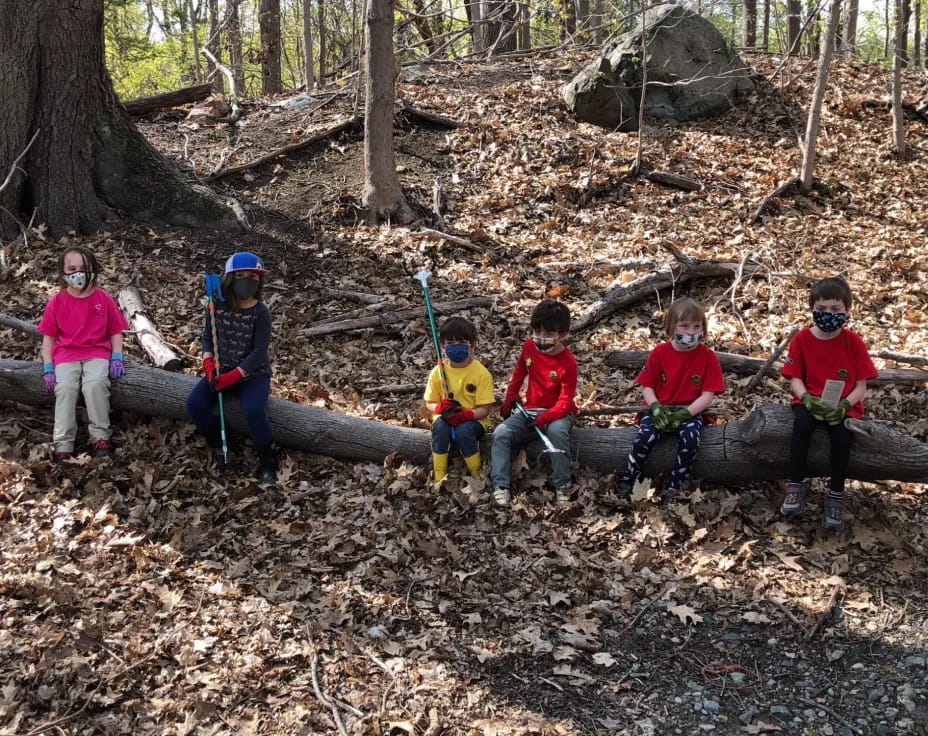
left=43, top=363, right=56, bottom=393
left=109, top=352, right=125, bottom=379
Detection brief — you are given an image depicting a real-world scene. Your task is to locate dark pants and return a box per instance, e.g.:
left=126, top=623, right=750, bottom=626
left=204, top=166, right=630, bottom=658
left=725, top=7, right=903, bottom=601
left=618, top=413, right=703, bottom=491
left=788, top=403, right=853, bottom=495
left=431, top=418, right=484, bottom=456
left=186, top=374, right=273, bottom=446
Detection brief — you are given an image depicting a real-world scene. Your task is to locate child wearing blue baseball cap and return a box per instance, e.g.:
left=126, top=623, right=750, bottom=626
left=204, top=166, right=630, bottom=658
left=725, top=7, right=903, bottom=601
left=185, top=251, right=278, bottom=483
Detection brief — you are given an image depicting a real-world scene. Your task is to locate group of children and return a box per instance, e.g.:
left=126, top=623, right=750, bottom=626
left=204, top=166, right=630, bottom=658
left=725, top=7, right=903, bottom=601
left=37, top=246, right=877, bottom=530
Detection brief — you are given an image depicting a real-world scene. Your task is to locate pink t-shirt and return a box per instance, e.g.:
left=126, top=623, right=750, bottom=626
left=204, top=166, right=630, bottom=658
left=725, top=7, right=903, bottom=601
left=37, top=288, right=128, bottom=365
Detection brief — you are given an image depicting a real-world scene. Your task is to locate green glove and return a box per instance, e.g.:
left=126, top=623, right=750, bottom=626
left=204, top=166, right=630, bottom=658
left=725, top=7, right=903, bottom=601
left=801, top=393, right=829, bottom=421
left=649, top=401, right=670, bottom=430
left=825, top=398, right=852, bottom=425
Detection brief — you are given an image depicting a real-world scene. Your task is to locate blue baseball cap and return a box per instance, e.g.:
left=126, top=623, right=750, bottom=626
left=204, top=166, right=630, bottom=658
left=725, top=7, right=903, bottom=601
left=224, top=252, right=267, bottom=274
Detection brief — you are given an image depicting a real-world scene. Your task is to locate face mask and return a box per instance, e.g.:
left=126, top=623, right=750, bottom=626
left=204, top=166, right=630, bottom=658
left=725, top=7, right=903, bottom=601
left=234, top=278, right=259, bottom=300
left=532, top=334, right=559, bottom=352
left=64, top=271, right=91, bottom=289
left=674, top=332, right=703, bottom=349
left=812, top=310, right=847, bottom=333
left=444, top=343, right=470, bottom=363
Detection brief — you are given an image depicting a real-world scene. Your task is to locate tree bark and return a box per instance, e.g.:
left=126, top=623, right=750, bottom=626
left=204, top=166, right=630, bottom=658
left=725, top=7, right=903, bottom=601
left=228, top=0, right=246, bottom=95
left=318, top=0, right=327, bottom=86
left=902, top=0, right=912, bottom=65
left=787, top=0, right=803, bottom=52
left=842, top=0, right=858, bottom=56
left=0, top=0, right=239, bottom=240
left=122, top=83, right=215, bottom=115
left=799, top=0, right=842, bottom=194
left=892, top=0, right=908, bottom=155
left=207, top=0, right=222, bottom=91
left=303, top=0, right=314, bottom=87
left=915, top=0, right=922, bottom=67
left=743, top=0, right=758, bottom=47
left=2, top=359, right=926, bottom=481
left=763, top=0, right=771, bottom=49
left=362, top=0, right=414, bottom=224
left=605, top=349, right=928, bottom=385
left=187, top=0, right=202, bottom=81
left=260, top=0, right=283, bottom=95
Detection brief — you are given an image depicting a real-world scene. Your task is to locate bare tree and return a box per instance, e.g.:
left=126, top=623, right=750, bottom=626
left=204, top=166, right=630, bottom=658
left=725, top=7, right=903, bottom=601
left=787, top=0, right=802, bottom=52
left=763, top=0, right=771, bottom=49
left=892, top=0, right=908, bottom=155
left=207, top=0, right=223, bottom=91
left=260, top=0, right=283, bottom=94
left=914, top=0, right=922, bottom=66
left=302, top=0, right=314, bottom=87
left=800, top=0, right=842, bottom=192
left=362, top=0, right=413, bottom=223
left=228, top=0, right=245, bottom=94
left=318, top=0, right=327, bottom=85
left=842, top=0, right=858, bottom=55
left=743, top=0, right=758, bottom=47
left=187, top=0, right=202, bottom=81
left=0, top=0, right=238, bottom=238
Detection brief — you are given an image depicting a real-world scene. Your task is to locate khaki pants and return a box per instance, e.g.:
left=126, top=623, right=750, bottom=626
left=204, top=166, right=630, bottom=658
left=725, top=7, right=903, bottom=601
left=53, top=359, right=111, bottom=452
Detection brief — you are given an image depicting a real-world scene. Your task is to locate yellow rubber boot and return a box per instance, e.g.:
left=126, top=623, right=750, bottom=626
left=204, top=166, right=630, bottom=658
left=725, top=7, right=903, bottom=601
left=432, top=452, right=449, bottom=483
left=463, top=451, right=482, bottom=478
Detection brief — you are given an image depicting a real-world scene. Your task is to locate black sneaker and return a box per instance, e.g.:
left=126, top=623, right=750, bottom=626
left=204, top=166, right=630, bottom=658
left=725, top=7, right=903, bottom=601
left=822, top=497, right=845, bottom=531
left=210, top=446, right=227, bottom=472
left=658, top=487, right=680, bottom=506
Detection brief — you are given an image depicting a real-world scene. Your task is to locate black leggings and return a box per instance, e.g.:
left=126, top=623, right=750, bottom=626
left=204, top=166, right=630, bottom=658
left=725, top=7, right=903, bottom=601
left=788, top=404, right=853, bottom=495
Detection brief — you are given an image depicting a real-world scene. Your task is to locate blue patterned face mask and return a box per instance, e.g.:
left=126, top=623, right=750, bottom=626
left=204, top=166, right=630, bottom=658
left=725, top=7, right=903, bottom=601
left=674, top=332, right=703, bottom=349
left=812, top=310, right=847, bottom=333
left=64, top=271, right=90, bottom=289
left=444, top=343, right=470, bottom=363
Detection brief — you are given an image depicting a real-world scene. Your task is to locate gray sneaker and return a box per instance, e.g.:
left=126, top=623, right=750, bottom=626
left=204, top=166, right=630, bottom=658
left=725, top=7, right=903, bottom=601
left=493, top=487, right=512, bottom=506
left=822, top=497, right=845, bottom=531
left=780, top=482, right=806, bottom=515
left=555, top=486, right=572, bottom=506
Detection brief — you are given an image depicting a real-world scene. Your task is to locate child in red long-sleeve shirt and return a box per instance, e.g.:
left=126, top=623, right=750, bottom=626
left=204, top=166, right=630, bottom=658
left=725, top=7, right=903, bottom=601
left=491, top=300, right=578, bottom=506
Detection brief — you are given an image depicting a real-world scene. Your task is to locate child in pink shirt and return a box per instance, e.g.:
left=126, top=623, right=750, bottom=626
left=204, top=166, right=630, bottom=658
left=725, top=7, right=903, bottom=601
left=37, top=246, right=128, bottom=460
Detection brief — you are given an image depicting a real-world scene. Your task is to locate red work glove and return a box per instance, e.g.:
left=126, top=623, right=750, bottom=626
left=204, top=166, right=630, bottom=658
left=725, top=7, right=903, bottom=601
left=445, top=408, right=475, bottom=427
left=436, top=397, right=460, bottom=417
left=532, top=410, right=558, bottom=428
left=500, top=397, right=519, bottom=419
left=213, top=368, right=244, bottom=392
left=202, top=356, right=217, bottom=386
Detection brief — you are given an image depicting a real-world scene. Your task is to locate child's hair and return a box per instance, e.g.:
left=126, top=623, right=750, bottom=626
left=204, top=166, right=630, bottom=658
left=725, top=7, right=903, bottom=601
left=662, top=297, right=708, bottom=335
left=809, top=276, right=853, bottom=309
left=531, top=300, right=570, bottom=333
left=220, top=271, right=264, bottom=310
left=58, top=246, right=99, bottom=293
left=439, top=317, right=477, bottom=344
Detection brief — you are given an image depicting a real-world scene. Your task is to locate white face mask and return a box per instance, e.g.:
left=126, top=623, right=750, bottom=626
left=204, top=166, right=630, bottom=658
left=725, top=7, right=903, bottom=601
left=674, top=332, right=703, bottom=349
left=64, top=271, right=92, bottom=289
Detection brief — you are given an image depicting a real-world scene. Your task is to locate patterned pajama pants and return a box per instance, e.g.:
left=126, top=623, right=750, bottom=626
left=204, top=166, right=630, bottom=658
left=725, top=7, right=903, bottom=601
left=618, top=413, right=702, bottom=491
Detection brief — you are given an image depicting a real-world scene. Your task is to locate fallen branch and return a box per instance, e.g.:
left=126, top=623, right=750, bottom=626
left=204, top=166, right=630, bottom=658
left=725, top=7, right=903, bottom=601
left=750, top=176, right=800, bottom=224
left=400, top=99, right=461, bottom=128
left=361, top=382, right=420, bottom=396
left=122, top=83, right=214, bottom=115
left=606, top=348, right=928, bottom=386
left=0, top=312, right=40, bottom=338
left=312, top=299, right=395, bottom=325
left=534, top=257, right=659, bottom=271
left=746, top=327, right=799, bottom=391
left=797, top=696, right=863, bottom=735
left=308, top=642, right=349, bottom=736
left=643, top=169, right=703, bottom=191
left=300, top=297, right=493, bottom=337
left=871, top=349, right=928, bottom=367
left=573, top=248, right=764, bottom=332
left=207, top=117, right=361, bottom=181
left=319, top=287, right=389, bottom=305
left=117, top=287, right=186, bottom=371
left=411, top=227, right=485, bottom=254
left=805, top=584, right=845, bottom=640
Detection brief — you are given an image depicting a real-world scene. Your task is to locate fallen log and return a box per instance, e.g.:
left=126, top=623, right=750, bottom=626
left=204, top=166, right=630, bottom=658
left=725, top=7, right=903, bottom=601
left=117, top=287, right=186, bottom=371
left=573, top=253, right=763, bottom=332
left=301, top=297, right=493, bottom=338
left=605, top=349, right=928, bottom=386
left=2, top=359, right=927, bottom=482
left=122, top=83, right=214, bottom=115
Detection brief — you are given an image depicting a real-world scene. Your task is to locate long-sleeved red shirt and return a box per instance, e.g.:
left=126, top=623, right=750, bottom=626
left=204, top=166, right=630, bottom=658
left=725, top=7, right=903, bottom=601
left=503, top=339, right=578, bottom=420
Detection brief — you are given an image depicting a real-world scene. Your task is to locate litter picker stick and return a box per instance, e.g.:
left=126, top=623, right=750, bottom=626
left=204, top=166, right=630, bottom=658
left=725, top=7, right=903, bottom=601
left=512, top=400, right=566, bottom=455
left=413, top=271, right=451, bottom=400
left=204, top=274, right=229, bottom=465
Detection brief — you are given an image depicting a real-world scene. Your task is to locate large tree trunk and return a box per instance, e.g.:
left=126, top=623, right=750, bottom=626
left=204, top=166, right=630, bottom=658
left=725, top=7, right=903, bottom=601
left=2, top=360, right=926, bottom=482
left=302, top=0, right=315, bottom=87
left=0, top=0, right=239, bottom=240
left=799, top=0, right=842, bottom=193
left=207, top=0, right=223, bottom=92
left=842, top=0, right=859, bottom=55
left=260, top=0, right=283, bottom=94
left=362, top=0, right=414, bottom=224
left=787, top=0, right=802, bottom=52
left=318, top=0, right=327, bottom=86
left=228, top=0, right=246, bottom=94
left=743, top=0, right=758, bottom=47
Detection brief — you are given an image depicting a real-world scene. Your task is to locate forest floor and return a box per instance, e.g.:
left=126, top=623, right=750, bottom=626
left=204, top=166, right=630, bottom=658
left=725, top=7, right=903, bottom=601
left=2, top=51, right=928, bottom=735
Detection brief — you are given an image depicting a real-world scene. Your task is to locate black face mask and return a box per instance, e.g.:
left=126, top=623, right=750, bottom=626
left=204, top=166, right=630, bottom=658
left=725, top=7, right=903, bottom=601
left=234, top=279, right=259, bottom=300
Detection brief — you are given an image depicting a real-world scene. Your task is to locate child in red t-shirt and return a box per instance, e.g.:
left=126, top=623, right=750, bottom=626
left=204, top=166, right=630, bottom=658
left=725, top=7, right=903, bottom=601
left=491, top=300, right=578, bottom=506
left=780, top=276, right=878, bottom=531
left=616, top=298, right=724, bottom=504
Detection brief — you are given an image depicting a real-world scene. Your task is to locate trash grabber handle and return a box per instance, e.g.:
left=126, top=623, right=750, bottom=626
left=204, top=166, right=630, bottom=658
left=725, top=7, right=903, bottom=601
left=204, top=274, right=229, bottom=465
left=413, top=271, right=452, bottom=399
left=512, top=400, right=565, bottom=454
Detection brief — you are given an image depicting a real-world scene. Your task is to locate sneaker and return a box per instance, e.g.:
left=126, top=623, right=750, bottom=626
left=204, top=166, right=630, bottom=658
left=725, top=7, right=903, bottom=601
left=90, top=439, right=112, bottom=458
left=822, top=497, right=845, bottom=531
left=616, top=481, right=633, bottom=501
left=210, top=446, right=227, bottom=472
left=659, top=487, right=680, bottom=506
left=780, top=482, right=806, bottom=515
left=555, top=486, right=572, bottom=506
left=493, top=487, right=511, bottom=506
left=53, top=451, right=72, bottom=463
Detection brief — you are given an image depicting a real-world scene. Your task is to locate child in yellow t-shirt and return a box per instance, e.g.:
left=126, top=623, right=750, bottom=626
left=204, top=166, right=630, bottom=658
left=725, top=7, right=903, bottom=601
left=423, top=317, right=495, bottom=483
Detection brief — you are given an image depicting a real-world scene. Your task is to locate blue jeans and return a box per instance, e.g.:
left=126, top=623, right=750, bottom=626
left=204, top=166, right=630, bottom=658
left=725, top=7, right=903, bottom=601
left=186, top=374, right=273, bottom=445
left=431, top=418, right=485, bottom=456
left=490, top=413, right=574, bottom=490
left=618, top=413, right=702, bottom=491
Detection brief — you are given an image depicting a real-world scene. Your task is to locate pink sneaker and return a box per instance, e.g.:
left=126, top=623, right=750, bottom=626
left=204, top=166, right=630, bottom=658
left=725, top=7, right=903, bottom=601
left=90, top=439, right=112, bottom=458
left=53, top=451, right=72, bottom=463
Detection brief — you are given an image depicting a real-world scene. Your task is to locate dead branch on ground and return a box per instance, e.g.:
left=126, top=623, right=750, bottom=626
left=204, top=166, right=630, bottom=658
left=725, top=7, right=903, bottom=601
left=746, top=327, right=799, bottom=391
left=750, top=176, right=800, bottom=224
left=301, top=297, right=493, bottom=337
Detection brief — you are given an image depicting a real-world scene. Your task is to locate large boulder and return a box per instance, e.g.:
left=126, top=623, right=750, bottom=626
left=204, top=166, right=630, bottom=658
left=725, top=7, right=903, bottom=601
left=561, top=3, right=755, bottom=129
